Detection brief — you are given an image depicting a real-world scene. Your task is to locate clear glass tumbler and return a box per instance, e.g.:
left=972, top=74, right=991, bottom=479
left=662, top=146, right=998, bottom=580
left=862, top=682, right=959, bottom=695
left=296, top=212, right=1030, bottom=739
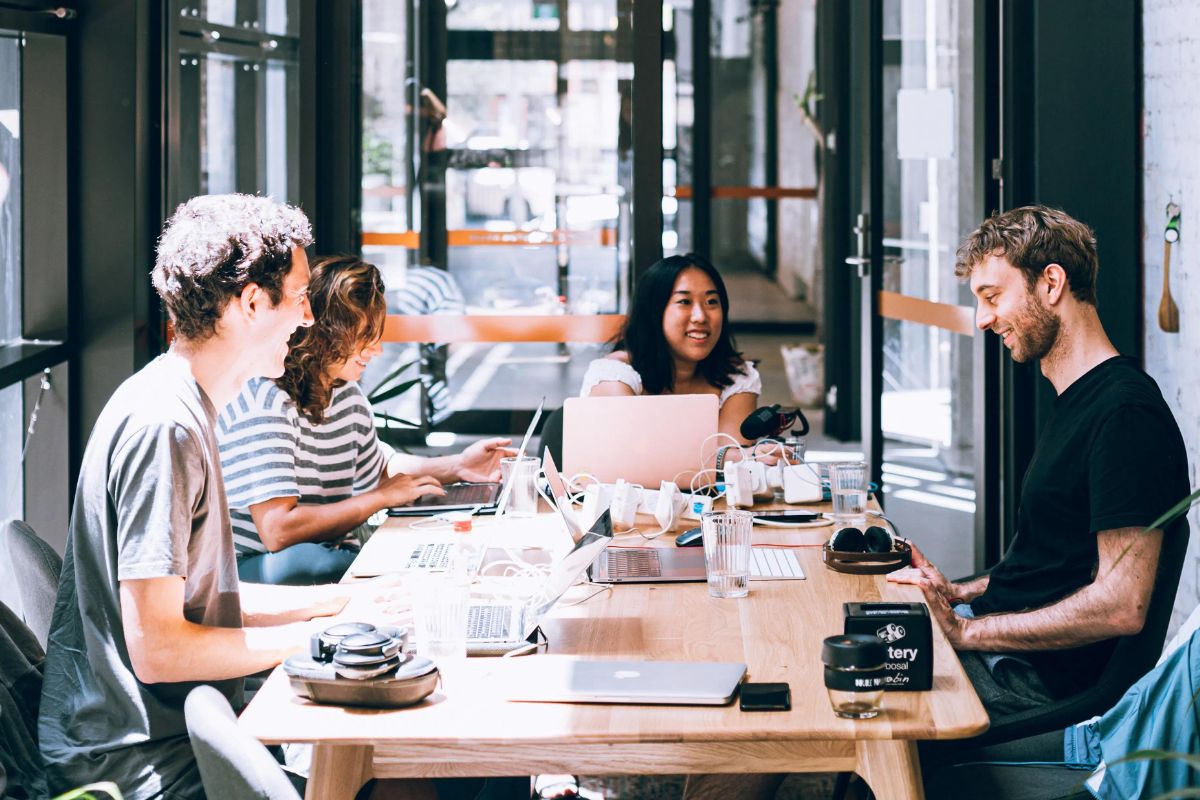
left=828, top=461, right=869, bottom=525
left=701, top=510, right=754, bottom=598
left=499, top=456, right=540, bottom=517
left=411, top=574, right=471, bottom=662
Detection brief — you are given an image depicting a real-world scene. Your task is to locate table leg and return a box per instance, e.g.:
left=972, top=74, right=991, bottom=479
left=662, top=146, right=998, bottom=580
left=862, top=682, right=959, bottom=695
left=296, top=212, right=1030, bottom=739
left=306, top=744, right=373, bottom=800
left=856, top=740, right=924, bottom=800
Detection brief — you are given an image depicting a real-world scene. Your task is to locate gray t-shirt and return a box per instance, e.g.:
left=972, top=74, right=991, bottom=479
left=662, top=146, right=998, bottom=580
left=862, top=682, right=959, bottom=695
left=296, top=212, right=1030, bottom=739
left=39, top=352, right=243, bottom=800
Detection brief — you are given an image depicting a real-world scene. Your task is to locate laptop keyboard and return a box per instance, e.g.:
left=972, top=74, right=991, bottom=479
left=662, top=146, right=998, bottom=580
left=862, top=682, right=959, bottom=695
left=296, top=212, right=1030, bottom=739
left=409, top=483, right=499, bottom=508
left=467, top=604, right=513, bottom=640
left=407, top=543, right=452, bottom=571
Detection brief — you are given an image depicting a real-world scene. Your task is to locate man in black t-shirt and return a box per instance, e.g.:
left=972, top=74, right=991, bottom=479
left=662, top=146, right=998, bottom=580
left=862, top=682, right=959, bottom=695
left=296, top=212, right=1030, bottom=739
left=888, top=205, right=1190, bottom=717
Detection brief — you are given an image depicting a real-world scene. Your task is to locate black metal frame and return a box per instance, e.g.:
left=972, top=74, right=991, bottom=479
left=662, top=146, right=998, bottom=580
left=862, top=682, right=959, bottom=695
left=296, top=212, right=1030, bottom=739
left=0, top=3, right=76, bottom=546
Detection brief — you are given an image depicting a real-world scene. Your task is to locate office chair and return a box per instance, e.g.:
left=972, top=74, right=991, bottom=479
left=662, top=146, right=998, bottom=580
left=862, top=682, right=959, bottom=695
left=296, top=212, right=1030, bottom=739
left=1, top=519, right=63, bottom=649
left=184, top=685, right=303, bottom=800
left=538, top=406, right=565, bottom=467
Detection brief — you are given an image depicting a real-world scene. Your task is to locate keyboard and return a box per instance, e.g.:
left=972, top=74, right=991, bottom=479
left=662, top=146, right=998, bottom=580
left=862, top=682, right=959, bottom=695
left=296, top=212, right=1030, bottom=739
left=467, top=604, right=514, bottom=640
left=407, top=543, right=452, bottom=571
left=407, top=482, right=501, bottom=508
left=750, top=548, right=805, bottom=579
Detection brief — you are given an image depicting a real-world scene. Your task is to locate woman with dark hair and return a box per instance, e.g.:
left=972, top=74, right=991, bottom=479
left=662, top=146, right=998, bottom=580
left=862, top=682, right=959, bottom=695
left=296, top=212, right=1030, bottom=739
left=217, top=256, right=511, bottom=585
left=582, top=253, right=761, bottom=442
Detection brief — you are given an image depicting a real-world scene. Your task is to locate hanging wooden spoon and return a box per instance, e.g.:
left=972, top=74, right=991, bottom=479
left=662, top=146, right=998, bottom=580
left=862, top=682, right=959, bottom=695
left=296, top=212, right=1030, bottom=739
left=1159, top=204, right=1180, bottom=333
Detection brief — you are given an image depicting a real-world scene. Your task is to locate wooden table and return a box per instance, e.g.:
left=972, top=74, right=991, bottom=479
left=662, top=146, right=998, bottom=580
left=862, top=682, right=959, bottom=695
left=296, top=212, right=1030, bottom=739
left=238, top=507, right=988, bottom=800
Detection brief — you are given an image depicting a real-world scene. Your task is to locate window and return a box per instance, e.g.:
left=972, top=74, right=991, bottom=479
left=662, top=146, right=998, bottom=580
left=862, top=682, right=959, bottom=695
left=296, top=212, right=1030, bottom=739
left=169, top=1, right=301, bottom=211
left=0, top=11, right=74, bottom=555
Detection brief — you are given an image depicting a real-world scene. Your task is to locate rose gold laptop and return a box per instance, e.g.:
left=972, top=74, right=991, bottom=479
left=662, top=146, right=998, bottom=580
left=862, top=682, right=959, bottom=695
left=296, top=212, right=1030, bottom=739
left=561, top=394, right=718, bottom=486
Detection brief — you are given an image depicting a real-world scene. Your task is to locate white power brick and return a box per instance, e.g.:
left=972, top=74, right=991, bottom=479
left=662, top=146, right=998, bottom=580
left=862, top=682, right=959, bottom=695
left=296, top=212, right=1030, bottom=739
left=582, top=482, right=714, bottom=527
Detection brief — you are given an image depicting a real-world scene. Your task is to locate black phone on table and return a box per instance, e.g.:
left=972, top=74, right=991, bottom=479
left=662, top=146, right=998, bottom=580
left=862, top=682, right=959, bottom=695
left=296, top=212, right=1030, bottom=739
left=739, top=682, right=791, bottom=711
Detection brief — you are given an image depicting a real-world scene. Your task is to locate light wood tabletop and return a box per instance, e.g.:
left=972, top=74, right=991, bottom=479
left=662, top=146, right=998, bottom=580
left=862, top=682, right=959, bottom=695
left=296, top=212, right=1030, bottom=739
left=238, top=505, right=988, bottom=800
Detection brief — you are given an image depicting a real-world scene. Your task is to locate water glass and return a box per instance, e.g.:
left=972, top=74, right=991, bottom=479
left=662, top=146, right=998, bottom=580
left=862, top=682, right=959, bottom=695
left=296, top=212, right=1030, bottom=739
left=829, top=461, right=868, bottom=525
left=701, top=510, right=754, bottom=599
left=500, top=456, right=540, bottom=517
left=410, top=574, right=470, bottom=662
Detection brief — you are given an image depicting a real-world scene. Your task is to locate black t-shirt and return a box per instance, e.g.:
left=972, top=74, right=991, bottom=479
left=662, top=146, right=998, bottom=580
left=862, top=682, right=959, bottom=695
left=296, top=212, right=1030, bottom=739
left=971, top=356, right=1189, bottom=698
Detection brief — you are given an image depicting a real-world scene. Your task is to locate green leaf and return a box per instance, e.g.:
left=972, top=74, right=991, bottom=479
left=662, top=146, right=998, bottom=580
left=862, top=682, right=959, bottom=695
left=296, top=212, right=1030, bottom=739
left=1109, top=486, right=1200, bottom=573
left=374, top=411, right=419, bottom=429
left=370, top=377, right=423, bottom=405
left=52, top=783, right=124, bottom=800
left=366, top=359, right=419, bottom=400
left=1111, top=748, right=1200, bottom=771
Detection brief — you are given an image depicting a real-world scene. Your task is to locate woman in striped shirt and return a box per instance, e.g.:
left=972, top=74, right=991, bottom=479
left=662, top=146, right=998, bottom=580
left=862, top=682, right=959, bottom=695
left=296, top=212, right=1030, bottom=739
left=217, top=256, right=511, bottom=584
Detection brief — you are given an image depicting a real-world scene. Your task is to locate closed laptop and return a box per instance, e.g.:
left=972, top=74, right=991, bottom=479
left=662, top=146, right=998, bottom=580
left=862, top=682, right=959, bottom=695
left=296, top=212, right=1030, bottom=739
left=504, top=657, right=746, bottom=705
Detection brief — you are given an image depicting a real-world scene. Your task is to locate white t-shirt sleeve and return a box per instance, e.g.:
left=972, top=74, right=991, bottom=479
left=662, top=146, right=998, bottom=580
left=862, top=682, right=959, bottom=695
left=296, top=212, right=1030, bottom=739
left=719, top=361, right=762, bottom=406
left=580, top=357, right=644, bottom=396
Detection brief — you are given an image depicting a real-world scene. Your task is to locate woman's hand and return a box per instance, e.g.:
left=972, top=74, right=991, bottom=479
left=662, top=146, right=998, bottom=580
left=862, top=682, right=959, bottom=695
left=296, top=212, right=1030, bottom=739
left=456, top=437, right=515, bottom=483
left=375, top=472, right=445, bottom=507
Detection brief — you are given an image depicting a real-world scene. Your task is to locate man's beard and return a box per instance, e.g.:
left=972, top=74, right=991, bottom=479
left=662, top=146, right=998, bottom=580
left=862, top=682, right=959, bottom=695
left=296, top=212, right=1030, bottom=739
left=1009, top=295, right=1060, bottom=363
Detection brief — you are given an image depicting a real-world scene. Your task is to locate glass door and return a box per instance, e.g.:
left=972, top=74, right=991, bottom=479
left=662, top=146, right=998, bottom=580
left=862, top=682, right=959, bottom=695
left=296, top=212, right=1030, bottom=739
left=846, top=0, right=993, bottom=576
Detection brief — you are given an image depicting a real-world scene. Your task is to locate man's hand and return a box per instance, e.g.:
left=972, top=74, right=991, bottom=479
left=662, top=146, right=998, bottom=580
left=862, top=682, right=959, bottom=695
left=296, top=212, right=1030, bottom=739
left=887, top=541, right=961, bottom=602
left=455, top=437, right=515, bottom=483
left=914, top=576, right=969, bottom=648
left=375, top=472, right=445, bottom=507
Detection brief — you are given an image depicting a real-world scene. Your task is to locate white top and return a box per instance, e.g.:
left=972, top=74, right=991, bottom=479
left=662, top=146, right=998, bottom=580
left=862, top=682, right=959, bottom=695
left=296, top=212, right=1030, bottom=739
left=217, top=378, right=395, bottom=555
left=580, top=357, right=762, bottom=407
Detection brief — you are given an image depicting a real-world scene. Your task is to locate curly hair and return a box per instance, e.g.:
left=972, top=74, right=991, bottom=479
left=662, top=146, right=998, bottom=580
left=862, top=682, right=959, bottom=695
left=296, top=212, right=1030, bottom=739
left=276, top=256, right=388, bottom=424
left=955, top=205, right=1099, bottom=304
left=613, top=253, right=745, bottom=395
left=152, top=194, right=313, bottom=341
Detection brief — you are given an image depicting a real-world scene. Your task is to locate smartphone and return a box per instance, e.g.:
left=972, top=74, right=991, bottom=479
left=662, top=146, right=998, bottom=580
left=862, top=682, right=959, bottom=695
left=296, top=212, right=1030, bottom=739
left=739, top=682, right=791, bottom=711
left=752, top=510, right=822, bottom=524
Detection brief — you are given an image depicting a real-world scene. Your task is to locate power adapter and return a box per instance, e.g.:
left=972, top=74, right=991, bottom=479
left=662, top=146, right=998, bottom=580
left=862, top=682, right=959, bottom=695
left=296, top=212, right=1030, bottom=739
left=582, top=482, right=714, bottom=527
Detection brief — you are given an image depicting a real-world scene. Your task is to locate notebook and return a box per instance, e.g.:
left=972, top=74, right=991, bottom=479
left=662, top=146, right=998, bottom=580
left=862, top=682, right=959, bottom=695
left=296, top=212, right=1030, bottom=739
left=505, top=657, right=746, bottom=705
left=387, top=399, right=544, bottom=516
left=465, top=509, right=612, bottom=655
left=590, top=545, right=805, bottom=583
left=562, top=394, right=718, bottom=486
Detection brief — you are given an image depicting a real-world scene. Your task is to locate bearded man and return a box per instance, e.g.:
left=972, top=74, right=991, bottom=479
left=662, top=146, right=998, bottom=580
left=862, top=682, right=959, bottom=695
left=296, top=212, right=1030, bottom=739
left=886, top=204, right=1190, bottom=716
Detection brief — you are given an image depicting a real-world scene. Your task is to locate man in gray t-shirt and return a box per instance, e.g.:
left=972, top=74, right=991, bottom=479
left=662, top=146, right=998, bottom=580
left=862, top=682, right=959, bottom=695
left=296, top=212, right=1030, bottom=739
left=38, top=195, right=355, bottom=800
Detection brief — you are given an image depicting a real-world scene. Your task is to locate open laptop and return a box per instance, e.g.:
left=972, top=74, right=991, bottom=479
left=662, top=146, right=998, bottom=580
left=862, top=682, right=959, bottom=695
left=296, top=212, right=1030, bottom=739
left=542, top=447, right=586, bottom=544
left=562, top=394, right=718, bottom=486
left=465, top=509, right=612, bottom=655
left=388, top=399, right=544, bottom=516
left=505, top=657, right=746, bottom=705
left=590, top=543, right=805, bottom=583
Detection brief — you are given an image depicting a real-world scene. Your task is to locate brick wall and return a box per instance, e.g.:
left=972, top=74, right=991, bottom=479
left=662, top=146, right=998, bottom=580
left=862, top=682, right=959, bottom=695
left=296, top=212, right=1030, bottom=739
left=1143, top=0, right=1200, bottom=635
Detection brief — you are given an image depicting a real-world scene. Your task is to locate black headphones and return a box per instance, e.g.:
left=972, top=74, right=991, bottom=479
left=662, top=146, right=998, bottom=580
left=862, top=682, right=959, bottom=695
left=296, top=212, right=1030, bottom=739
left=822, top=517, right=912, bottom=574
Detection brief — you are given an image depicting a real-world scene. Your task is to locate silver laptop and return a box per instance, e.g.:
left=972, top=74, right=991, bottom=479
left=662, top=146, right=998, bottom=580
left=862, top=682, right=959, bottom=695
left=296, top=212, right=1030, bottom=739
left=506, top=658, right=747, bottom=705
left=590, top=545, right=805, bottom=583
left=465, top=509, right=612, bottom=655
left=542, top=447, right=586, bottom=543
left=388, top=399, right=545, bottom=516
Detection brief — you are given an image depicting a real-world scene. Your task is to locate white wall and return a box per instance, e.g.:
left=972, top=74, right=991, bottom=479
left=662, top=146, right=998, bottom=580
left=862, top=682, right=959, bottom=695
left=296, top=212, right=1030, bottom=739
left=1143, top=0, right=1200, bottom=636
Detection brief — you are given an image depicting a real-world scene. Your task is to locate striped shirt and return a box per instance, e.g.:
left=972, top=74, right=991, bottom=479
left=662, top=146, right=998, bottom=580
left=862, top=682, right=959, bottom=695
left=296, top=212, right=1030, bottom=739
left=389, top=266, right=465, bottom=421
left=216, top=377, right=394, bottom=556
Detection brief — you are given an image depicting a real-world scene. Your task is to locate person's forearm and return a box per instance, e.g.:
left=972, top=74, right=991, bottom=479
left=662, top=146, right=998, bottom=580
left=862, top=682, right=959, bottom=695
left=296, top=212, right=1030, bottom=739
left=388, top=452, right=460, bottom=482
left=240, top=582, right=350, bottom=626
left=260, top=493, right=384, bottom=551
left=958, top=581, right=1139, bottom=652
left=131, top=619, right=311, bottom=683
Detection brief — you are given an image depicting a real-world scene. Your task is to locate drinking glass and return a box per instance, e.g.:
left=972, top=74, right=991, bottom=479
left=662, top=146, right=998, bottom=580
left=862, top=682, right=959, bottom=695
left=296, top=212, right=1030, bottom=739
left=410, top=574, right=470, bottom=662
left=500, top=456, right=540, bottom=517
left=828, top=461, right=868, bottom=525
left=701, top=510, right=753, bottom=598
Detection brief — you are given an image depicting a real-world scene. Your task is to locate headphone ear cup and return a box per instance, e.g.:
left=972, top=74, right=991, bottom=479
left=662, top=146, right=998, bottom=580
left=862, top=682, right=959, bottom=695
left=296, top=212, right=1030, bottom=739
left=863, top=525, right=894, bottom=553
left=829, top=526, right=866, bottom=553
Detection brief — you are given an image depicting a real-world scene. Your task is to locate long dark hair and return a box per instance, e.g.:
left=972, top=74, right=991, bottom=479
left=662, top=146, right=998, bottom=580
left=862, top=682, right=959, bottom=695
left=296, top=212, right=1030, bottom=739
left=276, top=256, right=387, bottom=423
left=612, top=253, right=744, bottom=395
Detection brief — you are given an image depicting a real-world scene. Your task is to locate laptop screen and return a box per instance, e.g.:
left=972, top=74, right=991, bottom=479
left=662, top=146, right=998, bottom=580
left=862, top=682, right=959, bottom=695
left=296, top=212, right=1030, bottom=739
left=524, top=509, right=612, bottom=622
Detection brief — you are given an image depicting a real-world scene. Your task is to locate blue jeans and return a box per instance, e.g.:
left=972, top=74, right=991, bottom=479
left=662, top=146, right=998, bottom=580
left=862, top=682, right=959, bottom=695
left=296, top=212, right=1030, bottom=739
left=236, top=542, right=358, bottom=585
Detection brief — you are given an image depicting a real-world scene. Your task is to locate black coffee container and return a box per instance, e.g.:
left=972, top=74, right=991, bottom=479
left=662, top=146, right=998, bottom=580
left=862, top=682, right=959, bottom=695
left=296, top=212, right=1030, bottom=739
left=843, top=602, right=933, bottom=691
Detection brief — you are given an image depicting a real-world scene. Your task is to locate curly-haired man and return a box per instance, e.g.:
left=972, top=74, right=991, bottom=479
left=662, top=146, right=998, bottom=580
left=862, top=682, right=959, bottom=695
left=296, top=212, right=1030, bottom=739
left=37, top=195, right=361, bottom=799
